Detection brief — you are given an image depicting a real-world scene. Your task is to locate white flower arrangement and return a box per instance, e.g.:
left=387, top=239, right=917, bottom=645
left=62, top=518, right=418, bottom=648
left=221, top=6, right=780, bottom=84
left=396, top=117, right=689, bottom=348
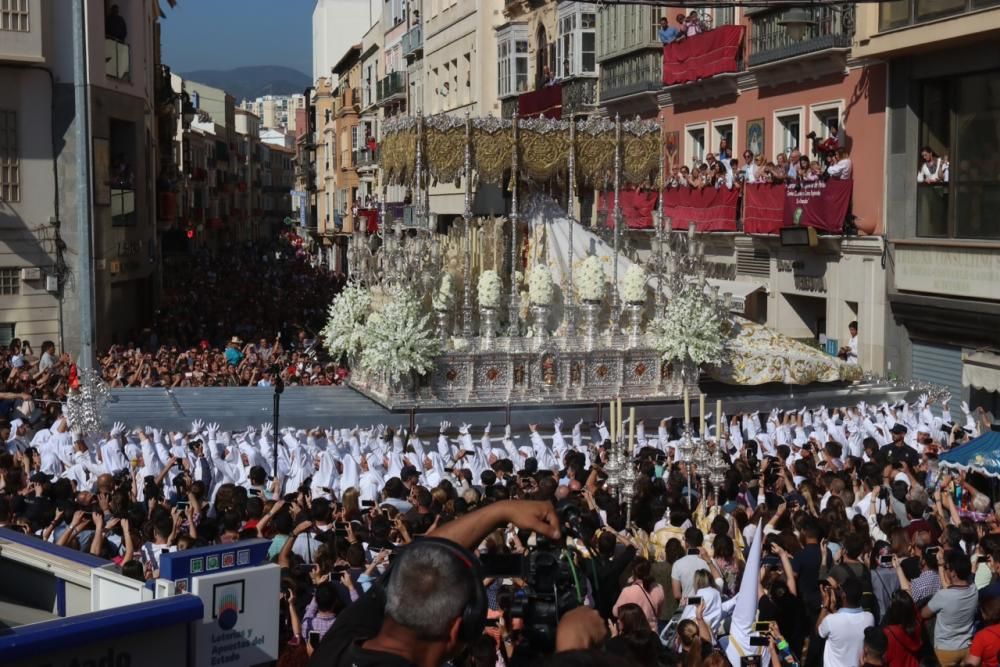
left=432, top=273, right=454, bottom=311
left=527, top=264, right=554, bottom=306
left=575, top=255, right=606, bottom=303
left=623, top=265, right=648, bottom=304
left=320, top=283, right=372, bottom=364
left=478, top=270, right=502, bottom=309
left=650, top=279, right=725, bottom=366
left=360, top=287, right=440, bottom=384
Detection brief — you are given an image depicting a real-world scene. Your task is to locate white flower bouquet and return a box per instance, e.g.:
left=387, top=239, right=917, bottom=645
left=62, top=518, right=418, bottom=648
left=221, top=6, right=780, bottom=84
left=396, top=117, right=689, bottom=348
left=575, top=255, right=606, bottom=303
left=650, top=279, right=725, bottom=366
left=360, top=286, right=440, bottom=384
left=478, top=270, right=502, bottom=309
left=320, top=283, right=372, bottom=364
left=527, top=264, right=554, bottom=306
left=623, top=265, right=648, bottom=304
left=432, top=273, right=454, bottom=311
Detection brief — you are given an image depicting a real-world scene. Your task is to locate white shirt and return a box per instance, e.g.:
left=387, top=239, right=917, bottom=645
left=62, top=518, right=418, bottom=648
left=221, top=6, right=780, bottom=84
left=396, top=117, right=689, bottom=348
left=918, top=158, right=949, bottom=184
left=671, top=554, right=712, bottom=597
left=827, top=158, right=852, bottom=180
left=846, top=335, right=858, bottom=364
left=819, top=608, right=874, bottom=667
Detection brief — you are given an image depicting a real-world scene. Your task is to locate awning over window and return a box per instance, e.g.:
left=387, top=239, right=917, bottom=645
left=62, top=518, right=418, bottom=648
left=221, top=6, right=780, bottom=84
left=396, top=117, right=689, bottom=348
left=963, top=350, right=1000, bottom=394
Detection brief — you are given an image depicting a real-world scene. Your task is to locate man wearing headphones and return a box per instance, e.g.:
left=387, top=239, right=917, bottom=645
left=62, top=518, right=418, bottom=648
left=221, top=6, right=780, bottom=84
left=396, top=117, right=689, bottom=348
left=310, top=499, right=602, bottom=666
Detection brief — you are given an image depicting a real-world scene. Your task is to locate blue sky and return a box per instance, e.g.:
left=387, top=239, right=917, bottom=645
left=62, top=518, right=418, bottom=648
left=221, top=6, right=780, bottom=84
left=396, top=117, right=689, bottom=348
left=161, top=0, right=313, bottom=74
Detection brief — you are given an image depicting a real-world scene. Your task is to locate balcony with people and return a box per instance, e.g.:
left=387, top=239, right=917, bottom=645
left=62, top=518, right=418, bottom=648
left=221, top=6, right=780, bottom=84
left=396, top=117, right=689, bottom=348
left=659, top=11, right=745, bottom=88
left=599, top=134, right=856, bottom=236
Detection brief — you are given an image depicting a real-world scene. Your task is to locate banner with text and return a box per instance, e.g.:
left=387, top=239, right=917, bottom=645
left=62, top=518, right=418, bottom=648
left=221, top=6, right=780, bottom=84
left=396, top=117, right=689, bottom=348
left=743, top=180, right=853, bottom=235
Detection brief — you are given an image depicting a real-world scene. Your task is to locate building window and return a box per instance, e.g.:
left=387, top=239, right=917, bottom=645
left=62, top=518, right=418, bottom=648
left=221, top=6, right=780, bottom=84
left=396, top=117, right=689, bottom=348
left=557, top=3, right=596, bottom=79
left=686, top=124, right=706, bottom=165
left=711, top=120, right=735, bottom=158
left=878, top=0, right=996, bottom=31
left=0, top=0, right=29, bottom=32
left=775, top=110, right=802, bottom=157
left=916, top=69, right=1000, bottom=240
left=0, top=110, right=19, bottom=202
left=497, top=25, right=529, bottom=98
left=810, top=103, right=842, bottom=142
left=0, top=268, right=19, bottom=295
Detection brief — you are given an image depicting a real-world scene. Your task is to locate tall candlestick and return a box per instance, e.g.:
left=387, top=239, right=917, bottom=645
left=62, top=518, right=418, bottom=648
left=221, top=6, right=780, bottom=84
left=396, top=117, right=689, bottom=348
left=617, top=397, right=623, bottom=442
left=716, top=399, right=722, bottom=440
left=628, top=407, right=636, bottom=454
left=609, top=400, right=615, bottom=443
left=699, top=394, right=705, bottom=435
left=684, top=389, right=690, bottom=426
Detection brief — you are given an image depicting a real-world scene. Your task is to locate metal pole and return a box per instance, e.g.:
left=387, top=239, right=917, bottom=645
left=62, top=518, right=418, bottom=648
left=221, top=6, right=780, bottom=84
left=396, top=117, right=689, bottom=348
left=272, top=375, right=284, bottom=478
left=461, top=113, right=474, bottom=338
left=655, top=120, right=666, bottom=315
left=508, top=114, right=520, bottom=336
left=415, top=113, right=425, bottom=232
left=565, top=120, right=577, bottom=336
left=611, top=114, right=622, bottom=327
left=72, top=0, right=95, bottom=369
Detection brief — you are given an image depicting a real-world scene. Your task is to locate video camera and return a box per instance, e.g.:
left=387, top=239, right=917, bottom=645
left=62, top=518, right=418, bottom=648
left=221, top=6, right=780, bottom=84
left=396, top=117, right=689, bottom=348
left=479, top=503, right=586, bottom=654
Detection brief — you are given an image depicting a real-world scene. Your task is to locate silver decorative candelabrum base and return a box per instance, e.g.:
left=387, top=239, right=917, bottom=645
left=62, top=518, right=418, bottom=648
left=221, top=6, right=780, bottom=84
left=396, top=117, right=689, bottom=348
left=480, top=307, right=498, bottom=350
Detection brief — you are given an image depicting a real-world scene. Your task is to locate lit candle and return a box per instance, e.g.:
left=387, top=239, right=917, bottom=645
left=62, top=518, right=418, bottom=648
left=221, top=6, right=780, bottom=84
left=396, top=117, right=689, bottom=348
left=716, top=399, right=723, bottom=440
left=699, top=393, right=705, bottom=435
left=684, top=389, right=690, bottom=426
left=628, top=407, right=636, bottom=453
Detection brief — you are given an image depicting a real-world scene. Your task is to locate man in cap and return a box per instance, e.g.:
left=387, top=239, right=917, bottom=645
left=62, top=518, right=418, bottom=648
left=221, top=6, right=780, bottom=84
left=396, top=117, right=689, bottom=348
left=879, top=424, right=919, bottom=468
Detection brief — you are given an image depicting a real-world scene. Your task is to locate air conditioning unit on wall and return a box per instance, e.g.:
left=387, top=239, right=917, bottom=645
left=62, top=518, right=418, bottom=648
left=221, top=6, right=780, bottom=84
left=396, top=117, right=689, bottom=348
left=20, top=268, right=41, bottom=281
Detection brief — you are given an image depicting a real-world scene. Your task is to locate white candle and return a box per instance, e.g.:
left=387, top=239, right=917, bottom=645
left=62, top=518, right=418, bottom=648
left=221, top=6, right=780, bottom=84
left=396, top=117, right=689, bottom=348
left=684, top=389, right=691, bottom=425
left=628, top=407, right=636, bottom=453
left=609, top=400, right=615, bottom=442
left=716, top=399, right=723, bottom=439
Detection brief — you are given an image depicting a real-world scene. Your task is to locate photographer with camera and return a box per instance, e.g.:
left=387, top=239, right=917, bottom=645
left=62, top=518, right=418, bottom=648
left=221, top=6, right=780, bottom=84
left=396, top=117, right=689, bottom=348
left=816, top=577, right=875, bottom=667
left=309, top=499, right=606, bottom=667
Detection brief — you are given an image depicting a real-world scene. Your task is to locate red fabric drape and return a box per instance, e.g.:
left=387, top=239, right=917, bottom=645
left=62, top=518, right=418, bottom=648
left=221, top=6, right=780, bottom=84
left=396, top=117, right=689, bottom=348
left=662, top=25, right=745, bottom=86
left=742, top=184, right=786, bottom=235
left=600, top=191, right=659, bottom=229
left=743, top=181, right=853, bottom=234
left=664, top=187, right=739, bottom=232
left=517, top=84, right=562, bottom=119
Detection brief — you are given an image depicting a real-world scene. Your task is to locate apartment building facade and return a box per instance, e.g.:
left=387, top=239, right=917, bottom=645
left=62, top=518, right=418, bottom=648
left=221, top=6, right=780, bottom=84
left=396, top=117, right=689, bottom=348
left=851, top=0, right=1000, bottom=410
left=0, top=0, right=172, bottom=350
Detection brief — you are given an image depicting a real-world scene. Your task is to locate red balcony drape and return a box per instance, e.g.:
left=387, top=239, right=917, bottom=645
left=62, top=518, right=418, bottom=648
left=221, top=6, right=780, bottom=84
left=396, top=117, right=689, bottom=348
left=518, top=84, right=562, bottom=119
left=664, top=186, right=739, bottom=232
left=662, top=25, right=744, bottom=86
left=743, top=181, right=853, bottom=234
left=600, top=190, right=659, bottom=229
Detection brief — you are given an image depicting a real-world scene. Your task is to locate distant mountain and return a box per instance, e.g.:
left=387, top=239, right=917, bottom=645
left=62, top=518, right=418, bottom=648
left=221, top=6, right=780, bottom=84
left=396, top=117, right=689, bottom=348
left=179, top=65, right=311, bottom=102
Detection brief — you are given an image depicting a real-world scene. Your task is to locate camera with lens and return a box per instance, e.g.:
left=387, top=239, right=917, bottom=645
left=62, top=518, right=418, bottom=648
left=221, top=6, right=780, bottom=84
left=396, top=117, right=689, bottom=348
left=480, top=503, right=586, bottom=654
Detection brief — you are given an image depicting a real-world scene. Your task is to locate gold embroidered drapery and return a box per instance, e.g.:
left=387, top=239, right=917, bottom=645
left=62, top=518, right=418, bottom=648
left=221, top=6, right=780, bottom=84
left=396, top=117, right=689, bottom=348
left=381, top=114, right=663, bottom=187
left=471, top=124, right=513, bottom=185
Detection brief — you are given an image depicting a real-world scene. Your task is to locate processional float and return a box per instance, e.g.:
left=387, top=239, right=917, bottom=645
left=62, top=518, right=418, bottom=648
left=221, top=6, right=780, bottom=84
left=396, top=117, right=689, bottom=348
left=343, top=112, right=860, bottom=411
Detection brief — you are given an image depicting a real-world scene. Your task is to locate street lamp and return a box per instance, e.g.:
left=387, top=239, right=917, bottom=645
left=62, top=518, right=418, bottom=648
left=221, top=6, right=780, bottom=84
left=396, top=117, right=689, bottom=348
left=779, top=7, right=816, bottom=41
left=272, top=372, right=284, bottom=478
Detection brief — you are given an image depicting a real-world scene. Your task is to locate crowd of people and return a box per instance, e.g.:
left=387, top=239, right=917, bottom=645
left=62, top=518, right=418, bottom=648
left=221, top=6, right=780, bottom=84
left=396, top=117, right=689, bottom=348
left=101, top=232, right=348, bottom=388
left=665, top=129, right=852, bottom=193
left=3, top=389, right=999, bottom=667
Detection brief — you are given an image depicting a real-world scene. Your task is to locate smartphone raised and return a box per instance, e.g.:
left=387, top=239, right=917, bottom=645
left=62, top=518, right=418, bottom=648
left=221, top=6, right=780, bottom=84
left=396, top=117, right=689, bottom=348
left=687, top=596, right=702, bottom=605
left=308, top=631, right=321, bottom=648
left=749, top=636, right=770, bottom=647
left=753, top=621, right=771, bottom=633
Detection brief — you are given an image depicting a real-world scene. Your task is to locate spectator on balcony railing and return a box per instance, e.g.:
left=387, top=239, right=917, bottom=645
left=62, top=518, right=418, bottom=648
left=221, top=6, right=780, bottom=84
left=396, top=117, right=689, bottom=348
left=717, top=139, right=732, bottom=161
left=918, top=147, right=949, bottom=184
left=741, top=150, right=757, bottom=184
left=786, top=150, right=803, bottom=180
left=659, top=15, right=686, bottom=44
left=826, top=149, right=853, bottom=181
left=105, top=4, right=127, bottom=42
left=684, top=10, right=706, bottom=37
